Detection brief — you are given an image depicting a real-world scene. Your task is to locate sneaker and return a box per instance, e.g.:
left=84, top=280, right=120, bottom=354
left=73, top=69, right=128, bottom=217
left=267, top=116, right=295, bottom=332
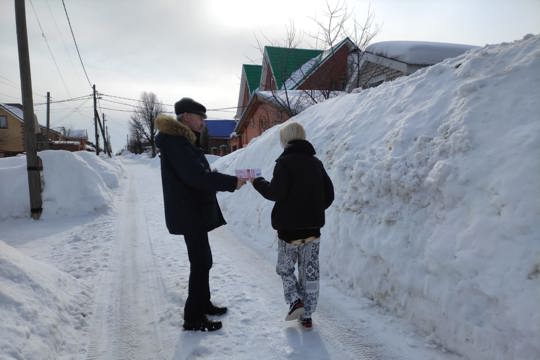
left=206, top=303, right=228, bottom=316
left=285, top=299, right=304, bottom=321
left=300, top=317, right=313, bottom=330
left=183, top=316, right=222, bottom=332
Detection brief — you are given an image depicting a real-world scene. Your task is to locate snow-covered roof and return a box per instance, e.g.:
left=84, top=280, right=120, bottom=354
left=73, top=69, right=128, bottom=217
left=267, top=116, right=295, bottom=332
left=0, top=103, right=24, bottom=120
left=51, top=140, right=81, bottom=145
left=282, top=38, right=357, bottom=90
left=258, top=90, right=344, bottom=114
left=282, top=56, right=321, bottom=90
left=365, top=41, right=478, bottom=65
left=65, top=129, right=88, bottom=139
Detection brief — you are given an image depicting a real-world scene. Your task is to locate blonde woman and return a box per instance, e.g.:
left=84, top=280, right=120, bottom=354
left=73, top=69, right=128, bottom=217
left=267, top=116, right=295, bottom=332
left=252, top=122, right=334, bottom=329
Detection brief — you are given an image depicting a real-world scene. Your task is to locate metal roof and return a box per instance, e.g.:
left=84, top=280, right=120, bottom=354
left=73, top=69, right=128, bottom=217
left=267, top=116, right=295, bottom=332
left=206, top=120, right=236, bottom=138
left=243, top=64, right=262, bottom=95
left=264, top=46, right=323, bottom=89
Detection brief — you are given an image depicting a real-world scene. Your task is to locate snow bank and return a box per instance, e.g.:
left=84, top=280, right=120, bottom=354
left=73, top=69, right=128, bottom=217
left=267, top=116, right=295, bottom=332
left=0, top=240, right=90, bottom=359
left=366, top=40, right=478, bottom=65
left=0, top=151, right=123, bottom=220
left=214, top=34, right=540, bottom=360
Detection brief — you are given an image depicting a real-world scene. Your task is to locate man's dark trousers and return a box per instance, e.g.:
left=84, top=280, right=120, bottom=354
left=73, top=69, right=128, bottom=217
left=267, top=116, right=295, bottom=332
left=183, top=230, right=212, bottom=322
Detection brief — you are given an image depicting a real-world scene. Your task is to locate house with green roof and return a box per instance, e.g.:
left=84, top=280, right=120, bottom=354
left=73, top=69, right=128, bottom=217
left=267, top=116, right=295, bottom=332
left=234, top=64, right=262, bottom=120
left=284, top=37, right=357, bottom=91
left=260, top=46, right=323, bottom=90
left=231, top=39, right=358, bottom=151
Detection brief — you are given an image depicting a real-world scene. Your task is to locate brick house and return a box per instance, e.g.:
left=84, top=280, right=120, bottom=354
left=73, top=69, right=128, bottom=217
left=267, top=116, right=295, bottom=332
left=346, top=40, right=478, bottom=90
left=231, top=38, right=357, bottom=150
left=230, top=92, right=291, bottom=150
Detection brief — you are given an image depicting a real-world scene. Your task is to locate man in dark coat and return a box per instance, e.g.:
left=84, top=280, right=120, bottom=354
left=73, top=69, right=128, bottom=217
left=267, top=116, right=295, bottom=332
left=155, top=97, right=245, bottom=331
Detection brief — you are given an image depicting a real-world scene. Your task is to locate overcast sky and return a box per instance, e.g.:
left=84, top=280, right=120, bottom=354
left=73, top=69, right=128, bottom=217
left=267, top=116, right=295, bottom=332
left=1, top=0, right=539, bottom=152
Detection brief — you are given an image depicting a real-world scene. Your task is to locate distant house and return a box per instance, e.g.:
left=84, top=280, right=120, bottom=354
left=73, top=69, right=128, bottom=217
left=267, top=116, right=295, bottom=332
left=346, top=41, right=478, bottom=90
left=232, top=38, right=357, bottom=151
left=0, top=103, right=86, bottom=157
left=205, top=120, right=236, bottom=155
left=49, top=128, right=88, bottom=152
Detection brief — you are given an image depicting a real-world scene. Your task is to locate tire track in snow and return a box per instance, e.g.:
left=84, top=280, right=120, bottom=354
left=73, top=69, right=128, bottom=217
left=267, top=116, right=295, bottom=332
left=113, top=159, right=462, bottom=360
left=86, top=172, right=167, bottom=360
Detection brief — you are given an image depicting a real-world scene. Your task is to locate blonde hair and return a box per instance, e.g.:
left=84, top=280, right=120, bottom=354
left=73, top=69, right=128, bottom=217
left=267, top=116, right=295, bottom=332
left=280, top=122, right=306, bottom=147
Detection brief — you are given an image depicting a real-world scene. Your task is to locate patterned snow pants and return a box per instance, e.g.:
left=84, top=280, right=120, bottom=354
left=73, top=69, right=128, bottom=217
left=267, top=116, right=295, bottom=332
left=276, top=238, right=320, bottom=317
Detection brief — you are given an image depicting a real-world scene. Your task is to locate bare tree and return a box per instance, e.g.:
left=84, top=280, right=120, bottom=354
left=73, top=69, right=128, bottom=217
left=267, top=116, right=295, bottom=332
left=311, top=0, right=350, bottom=50
left=250, top=21, right=313, bottom=117
left=310, top=0, right=380, bottom=91
left=311, top=0, right=380, bottom=90
left=251, top=20, right=303, bottom=62
left=129, top=92, right=162, bottom=157
left=242, top=1, right=379, bottom=120
left=127, top=127, right=144, bottom=154
left=312, top=0, right=378, bottom=50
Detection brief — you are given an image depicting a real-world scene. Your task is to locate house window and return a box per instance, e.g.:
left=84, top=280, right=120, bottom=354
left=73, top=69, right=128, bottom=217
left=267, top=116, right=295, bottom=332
left=0, top=115, right=7, bottom=129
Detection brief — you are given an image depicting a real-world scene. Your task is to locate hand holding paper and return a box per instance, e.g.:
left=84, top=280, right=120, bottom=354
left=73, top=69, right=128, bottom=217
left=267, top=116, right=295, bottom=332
left=235, top=168, right=262, bottom=181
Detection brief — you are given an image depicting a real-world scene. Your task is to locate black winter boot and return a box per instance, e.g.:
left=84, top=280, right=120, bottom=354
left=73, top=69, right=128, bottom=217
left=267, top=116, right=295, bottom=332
left=206, top=303, right=228, bottom=316
left=183, top=316, right=222, bottom=331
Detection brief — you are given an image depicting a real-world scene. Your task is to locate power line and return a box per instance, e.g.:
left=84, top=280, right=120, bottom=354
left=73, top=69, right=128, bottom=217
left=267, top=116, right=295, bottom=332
left=208, top=105, right=245, bottom=111
left=99, top=97, right=139, bottom=108
left=99, top=92, right=174, bottom=107
left=34, top=94, right=92, bottom=105
left=0, top=75, right=18, bottom=87
left=99, top=106, right=135, bottom=113
left=0, top=74, right=48, bottom=98
left=61, top=0, right=92, bottom=88
left=98, top=92, right=246, bottom=112
left=55, top=96, right=92, bottom=124
left=45, top=0, right=72, bottom=55
left=29, top=0, right=72, bottom=97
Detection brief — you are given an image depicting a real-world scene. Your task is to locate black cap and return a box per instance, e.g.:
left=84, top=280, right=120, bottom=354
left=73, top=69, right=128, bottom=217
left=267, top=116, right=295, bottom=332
left=174, top=97, right=207, bottom=119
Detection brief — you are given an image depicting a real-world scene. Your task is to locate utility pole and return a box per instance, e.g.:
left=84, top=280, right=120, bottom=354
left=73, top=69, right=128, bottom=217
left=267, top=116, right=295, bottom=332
left=93, top=84, right=99, bottom=155
left=96, top=112, right=110, bottom=157
left=103, top=113, right=112, bottom=155
left=15, top=0, right=42, bottom=220
left=46, top=91, right=50, bottom=140
left=102, top=112, right=107, bottom=153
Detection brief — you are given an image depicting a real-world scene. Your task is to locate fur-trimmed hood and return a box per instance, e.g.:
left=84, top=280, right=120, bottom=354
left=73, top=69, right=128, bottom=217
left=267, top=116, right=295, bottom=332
left=155, top=114, right=196, bottom=144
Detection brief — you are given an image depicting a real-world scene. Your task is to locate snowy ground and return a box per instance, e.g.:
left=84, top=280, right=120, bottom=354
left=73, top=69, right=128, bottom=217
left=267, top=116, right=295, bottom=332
left=1, top=156, right=461, bottom=360
left=1, top=34, right=539, bottom=360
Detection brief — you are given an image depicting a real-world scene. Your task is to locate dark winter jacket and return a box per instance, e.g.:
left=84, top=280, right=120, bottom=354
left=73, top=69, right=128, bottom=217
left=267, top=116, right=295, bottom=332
left=155, top=115, right=237, bottom=235
left=252, top=139, right=334, bottom=241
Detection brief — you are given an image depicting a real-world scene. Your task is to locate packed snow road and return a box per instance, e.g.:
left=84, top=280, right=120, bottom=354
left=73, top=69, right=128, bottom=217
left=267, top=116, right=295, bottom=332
left=82, top=158, right=461, bottom=360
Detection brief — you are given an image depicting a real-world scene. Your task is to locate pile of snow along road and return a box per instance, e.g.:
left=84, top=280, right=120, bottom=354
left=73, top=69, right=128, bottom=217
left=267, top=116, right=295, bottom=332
left=215, top=34, right=540, bottom=360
